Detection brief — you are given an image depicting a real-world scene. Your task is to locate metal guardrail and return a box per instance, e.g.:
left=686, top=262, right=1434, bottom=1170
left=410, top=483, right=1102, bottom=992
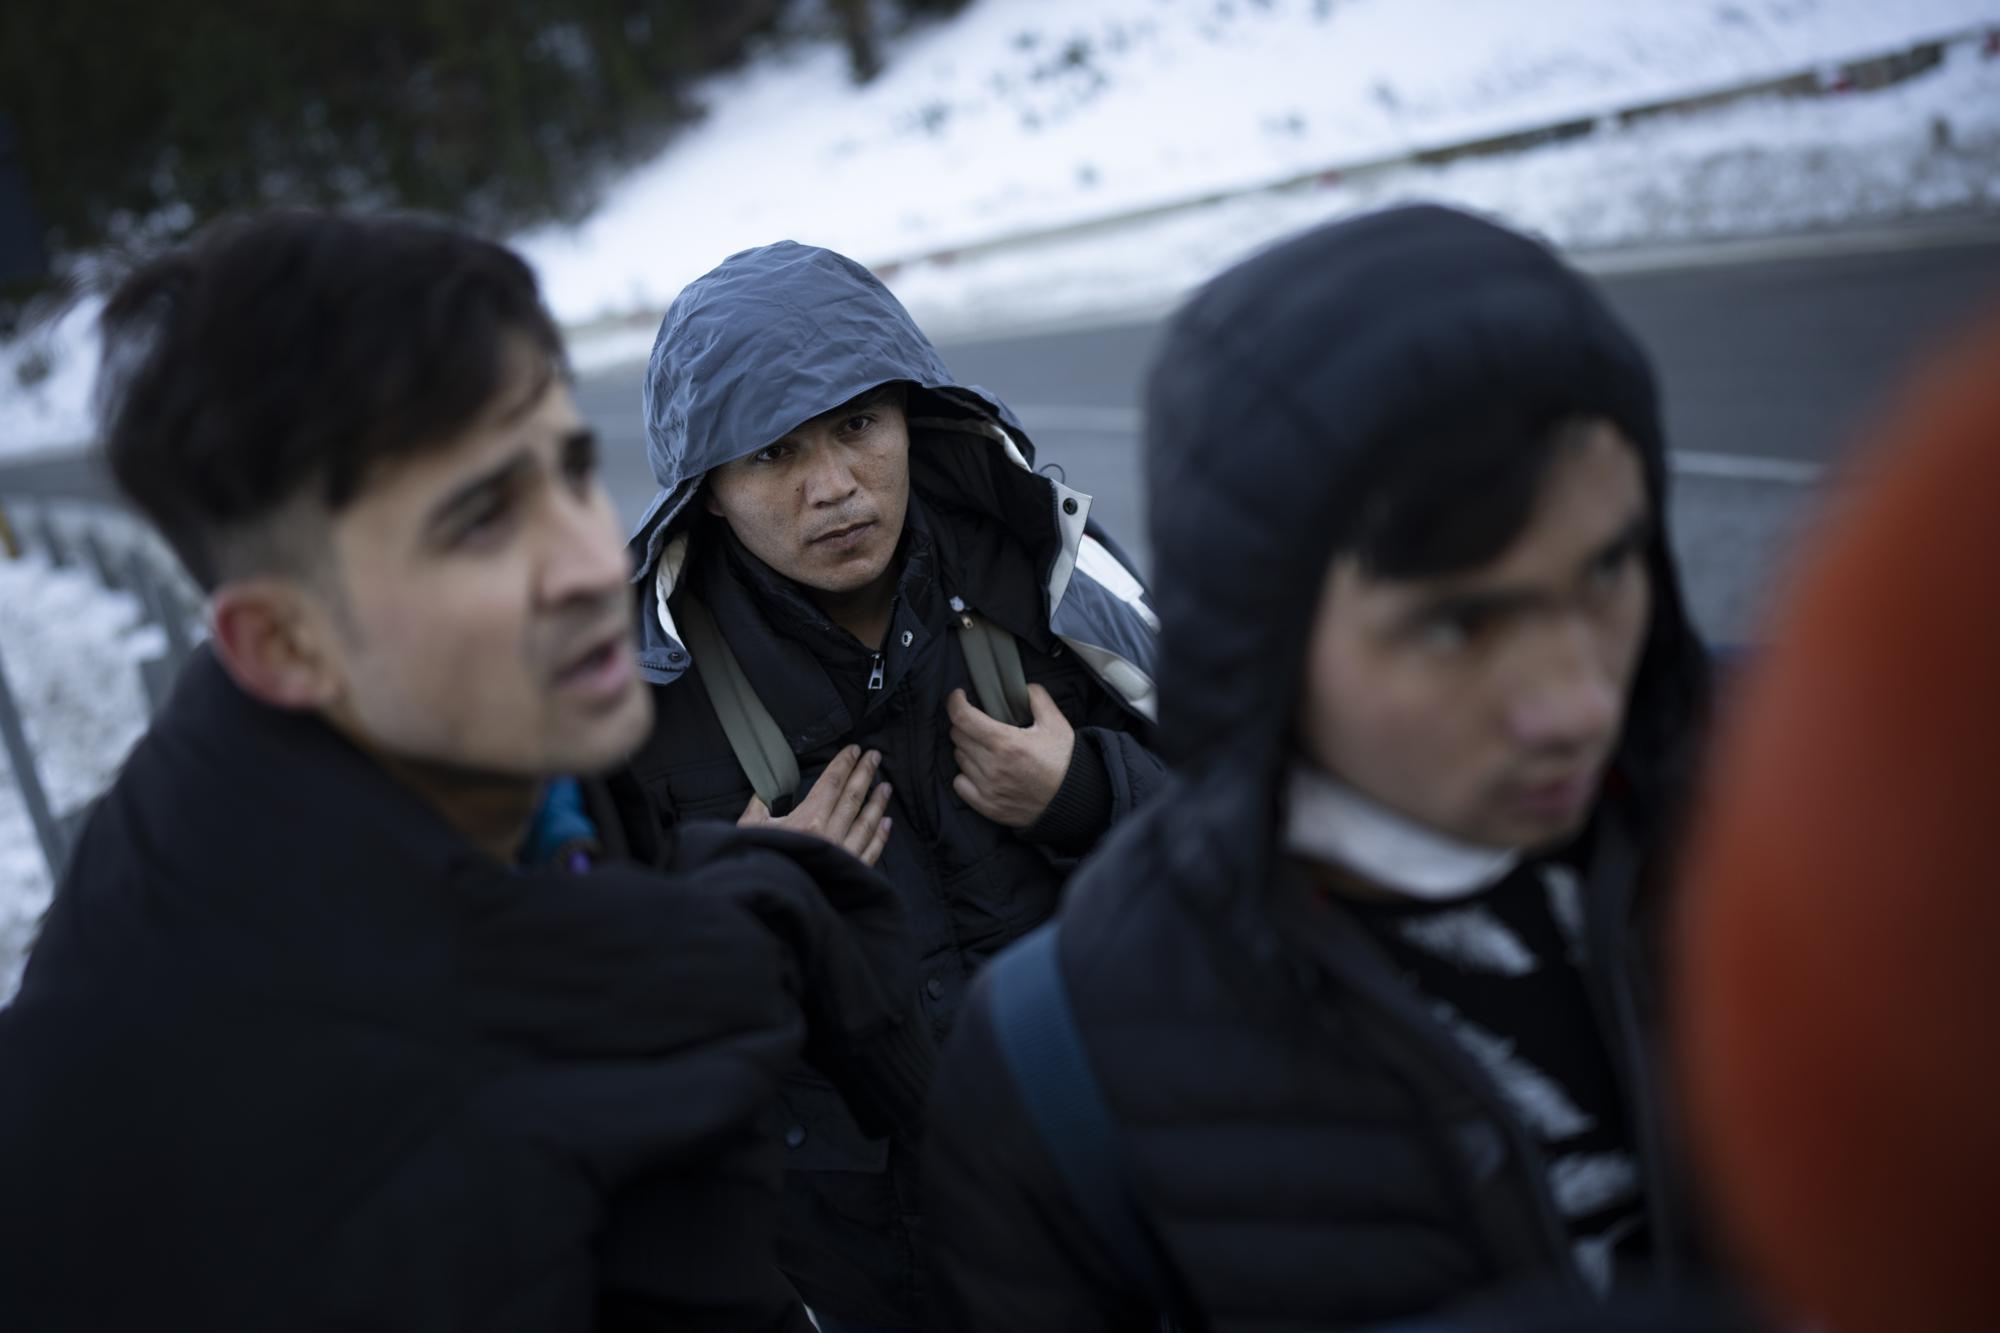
left=864, top=25, right=2000, bottom=281
left=556, top=25, right=2000, bottom=356
left=0, top=495, right=203, bottom=883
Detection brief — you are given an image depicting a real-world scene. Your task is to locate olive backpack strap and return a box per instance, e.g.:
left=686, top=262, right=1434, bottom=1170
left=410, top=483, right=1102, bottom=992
left=949, top=595, right=1032, bottom=727
left=674, top=591, right=801, bottom=812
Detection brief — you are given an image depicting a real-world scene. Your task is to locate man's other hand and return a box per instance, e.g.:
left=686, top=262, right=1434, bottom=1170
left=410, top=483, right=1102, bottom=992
left=739, top=745, right=893, bottom=866
left=948, top=685, right=1075, bottom=829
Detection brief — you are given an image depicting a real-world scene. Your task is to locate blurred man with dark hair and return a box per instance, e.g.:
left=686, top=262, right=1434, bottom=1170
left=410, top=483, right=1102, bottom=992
left=626, top=240, right=1164, bottom=1331
left=0, top=211, right=929, bottom=1331
left=926, top=206, right=1717, bottom=1331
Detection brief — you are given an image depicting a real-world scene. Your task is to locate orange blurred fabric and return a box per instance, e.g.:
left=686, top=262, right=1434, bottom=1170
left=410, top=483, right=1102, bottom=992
left=1675, top=311, right=2000, bottom=1331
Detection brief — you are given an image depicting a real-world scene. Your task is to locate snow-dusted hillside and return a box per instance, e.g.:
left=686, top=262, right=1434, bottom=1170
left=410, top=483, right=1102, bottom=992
left=523, top=0, right=2000, bottom=329
left=6, top=0, right=1999, bottom=450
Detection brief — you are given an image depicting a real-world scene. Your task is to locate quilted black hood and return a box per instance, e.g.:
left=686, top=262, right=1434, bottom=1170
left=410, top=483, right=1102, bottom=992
left=1143, top=204, right=1709, bottom=829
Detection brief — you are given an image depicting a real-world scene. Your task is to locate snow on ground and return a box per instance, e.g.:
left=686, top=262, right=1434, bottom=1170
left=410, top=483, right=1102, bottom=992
left=525, top=0, right=1997, bottom=323
left=0, top=557, right=156, bottom=1000
left=885, top=37, right=2000, bottom=338
left=5, top=0, right=1997, bottom=451
left=1, top=293, right=104, bottom=460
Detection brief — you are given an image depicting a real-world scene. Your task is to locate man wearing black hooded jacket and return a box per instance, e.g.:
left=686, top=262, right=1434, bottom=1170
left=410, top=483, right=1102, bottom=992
left=0, top=213, right=930, bottom=1332
left=925, top=206, right=1717, bottom=1331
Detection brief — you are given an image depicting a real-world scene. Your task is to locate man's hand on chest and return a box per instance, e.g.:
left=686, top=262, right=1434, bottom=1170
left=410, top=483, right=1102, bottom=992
left=945, top=685, right=1076, bottom=829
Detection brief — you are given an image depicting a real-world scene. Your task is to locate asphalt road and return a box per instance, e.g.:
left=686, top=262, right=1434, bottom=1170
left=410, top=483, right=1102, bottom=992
left=9, top=226, right=2000, bottom=640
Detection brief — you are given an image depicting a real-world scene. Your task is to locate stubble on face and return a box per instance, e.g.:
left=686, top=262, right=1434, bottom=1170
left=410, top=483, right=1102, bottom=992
left=316, top=358, right=650, bottom=794
left=703, top=385, right=913, bottom=600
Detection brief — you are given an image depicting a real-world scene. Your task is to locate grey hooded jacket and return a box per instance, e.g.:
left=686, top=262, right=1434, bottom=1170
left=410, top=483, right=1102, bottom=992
left=629, top=241, right=1158, bottom=709
left=622, top=241, right=1165, bottom=1327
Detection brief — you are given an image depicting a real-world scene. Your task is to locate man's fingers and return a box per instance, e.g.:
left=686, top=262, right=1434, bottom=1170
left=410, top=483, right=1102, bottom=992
left=737, top=794, right=771, bottom=827
left=947, top=720, right=980, bottom=762
left=857, top=816, right=892, bottom=867
left=951, top=772, right=995, bottom=820
left=796, top=745, right=862, bottom=820
left=837, top=779, right=890, bottom=856
left=841, top=781, right=892, bottom=858
left=1026, top=682, right=1064, bottom=728
left=859, top=779, right=893, bottom=830
left=947, top=688, right=1006, bottom=742
left=830, top=749, right=881, bottom=830
left=953, top=747, right=990, bottom=789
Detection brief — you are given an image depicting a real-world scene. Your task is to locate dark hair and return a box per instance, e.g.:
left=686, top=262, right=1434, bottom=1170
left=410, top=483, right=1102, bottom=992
left=1343, top=407, right=1623, bottom=581
left=98, top=211, right=566, bottom=589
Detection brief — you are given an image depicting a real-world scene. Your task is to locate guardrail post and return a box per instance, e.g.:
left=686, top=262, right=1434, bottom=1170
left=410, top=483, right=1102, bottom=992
left=0, top=646, right=68, bottom=884
left=79, top=525, right=124, bottom=591
left=126, top=548, right=194, bottom=670
left=32, top=505, right=70, bottom=568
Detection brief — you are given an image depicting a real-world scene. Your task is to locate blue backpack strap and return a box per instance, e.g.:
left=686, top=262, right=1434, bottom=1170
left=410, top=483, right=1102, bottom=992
left=986, top=922, right=1198, bottom=1330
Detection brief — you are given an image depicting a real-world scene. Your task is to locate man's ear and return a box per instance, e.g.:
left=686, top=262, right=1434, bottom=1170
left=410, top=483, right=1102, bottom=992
left=207, top=579, right=344, bottom=711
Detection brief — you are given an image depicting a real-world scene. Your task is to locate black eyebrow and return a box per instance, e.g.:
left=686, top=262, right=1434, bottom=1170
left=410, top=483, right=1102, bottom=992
left=1581, top=512, right=1654, bottom=576
left=1401, top=509, right=1654, bottom=632
left=765, top=385, right=900, bottom=450
left=425, top=450, right=535, bottom=536
left=1407, top=586, right=1539, bottom=631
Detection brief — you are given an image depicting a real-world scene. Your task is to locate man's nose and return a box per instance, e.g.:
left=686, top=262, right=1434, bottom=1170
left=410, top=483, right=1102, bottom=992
left=540, top=483, right=627, bottom=607
left=801, top=446, right=860, bottom=508
left=1506, top=616, right=1623, bottom=752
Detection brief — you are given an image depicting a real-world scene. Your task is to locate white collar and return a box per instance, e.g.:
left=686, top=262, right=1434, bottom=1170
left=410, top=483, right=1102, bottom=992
left=1283, top=762, right=1521, bottom=903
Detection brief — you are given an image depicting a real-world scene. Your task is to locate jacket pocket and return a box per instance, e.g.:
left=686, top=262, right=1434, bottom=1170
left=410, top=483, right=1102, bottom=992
left=777, top=1071, right=891, bottom=1173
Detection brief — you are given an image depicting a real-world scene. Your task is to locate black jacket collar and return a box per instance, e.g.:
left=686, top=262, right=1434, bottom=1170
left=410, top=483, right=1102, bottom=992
left=50, top=649, right=785, bottom=1058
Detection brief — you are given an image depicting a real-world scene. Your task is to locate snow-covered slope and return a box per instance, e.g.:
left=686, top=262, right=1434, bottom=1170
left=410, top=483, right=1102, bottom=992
left=521, top=0, right=1999, bottom=326
left=6, top=0, right=1998, bottom=451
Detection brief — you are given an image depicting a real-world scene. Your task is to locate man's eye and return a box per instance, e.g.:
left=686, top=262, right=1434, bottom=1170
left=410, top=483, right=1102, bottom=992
left=841, top=414, right=875, bottom=435
left=752, top=444, right=791, bottom=465
left=454, top=499, right=512, bottom=546
left=1586, top=544, right=1639, bottom=592
left=1413, top=613, right=1477, bottom=654
left=562, top=443, right=598, bottom=487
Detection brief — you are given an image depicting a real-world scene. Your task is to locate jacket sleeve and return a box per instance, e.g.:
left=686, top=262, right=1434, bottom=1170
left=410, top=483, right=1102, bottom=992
left=925, top=978, right=1159, bottom=1333
left=676, top=822, right=936, bottom=1141
left=1022, top=705, right=1168, bottom=858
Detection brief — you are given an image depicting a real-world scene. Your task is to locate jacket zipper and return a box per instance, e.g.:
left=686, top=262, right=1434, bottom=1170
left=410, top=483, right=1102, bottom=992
left=867, top=652, right=885, bottom=691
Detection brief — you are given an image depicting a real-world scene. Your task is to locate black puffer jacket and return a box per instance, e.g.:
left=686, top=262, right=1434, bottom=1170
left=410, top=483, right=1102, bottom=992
left=926, top=206, right=1716, bottom=1332
left=625, top=241, right=1166, bottom=1327
left=0, top=649, right=930, bottom=1332
left=630, top=445, right=1162, bottom=1327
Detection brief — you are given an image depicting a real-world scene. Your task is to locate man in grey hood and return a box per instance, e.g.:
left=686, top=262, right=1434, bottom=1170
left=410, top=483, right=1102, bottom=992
left=624, top=240, right=1164, bottom=1330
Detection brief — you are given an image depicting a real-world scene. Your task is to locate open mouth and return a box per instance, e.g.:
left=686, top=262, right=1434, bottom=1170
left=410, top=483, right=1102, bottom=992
left=555, top=630, right=636, bottom=698
left=560, top=641, right=616, bottom=679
